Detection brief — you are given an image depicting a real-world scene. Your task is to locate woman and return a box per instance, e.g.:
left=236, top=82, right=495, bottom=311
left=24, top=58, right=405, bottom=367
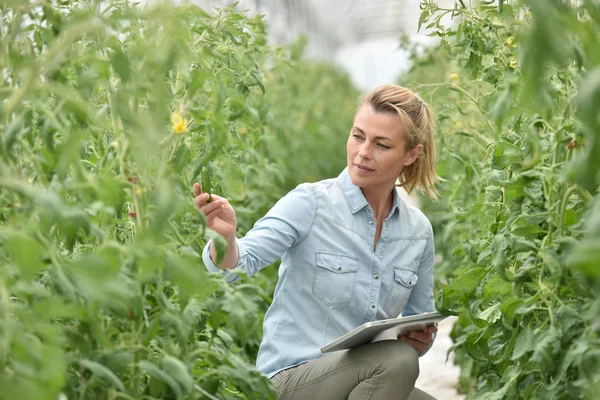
left=194, top=84, right=441, bottom=400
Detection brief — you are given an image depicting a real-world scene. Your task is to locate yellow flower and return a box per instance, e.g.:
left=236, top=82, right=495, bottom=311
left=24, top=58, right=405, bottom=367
left=506, top=37, right=517, bottom=48
left=171, top=110, right=188, bottom=134
left=510, top=59, right=518, bottom=69
left=524, top=10, right=531, bottom=18
left=450, top=73, right=459, bottom=81
left=28, top=177, right=33, bottom=184
left=455, top=120, right=463, bottom=128
left=238, top=126, right=248, bottom=135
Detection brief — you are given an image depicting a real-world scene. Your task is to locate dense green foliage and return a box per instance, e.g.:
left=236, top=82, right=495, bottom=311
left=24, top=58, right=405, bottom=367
left=6, top=0, right=600, bottom=399
left=399, top=0, right=600, bottom=398
left=0, top=1, right=355, bottom=399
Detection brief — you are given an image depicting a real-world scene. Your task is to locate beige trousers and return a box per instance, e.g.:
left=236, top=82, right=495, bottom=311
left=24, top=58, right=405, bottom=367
left=270, top=340, right=436, bottom=400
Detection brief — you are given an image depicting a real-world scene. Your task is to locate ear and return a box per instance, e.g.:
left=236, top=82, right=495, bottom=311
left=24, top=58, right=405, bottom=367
left=404, top=144, right=424, bottom=166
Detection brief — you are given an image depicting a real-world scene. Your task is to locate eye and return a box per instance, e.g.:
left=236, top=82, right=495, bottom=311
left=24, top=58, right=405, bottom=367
left=352, top=134, right=363, bottom=140
left=377, top=143, right=390, bottom=150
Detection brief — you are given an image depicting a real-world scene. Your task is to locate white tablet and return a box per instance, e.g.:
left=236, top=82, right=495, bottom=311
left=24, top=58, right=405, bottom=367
left=321, top=312, right=447, bottom=353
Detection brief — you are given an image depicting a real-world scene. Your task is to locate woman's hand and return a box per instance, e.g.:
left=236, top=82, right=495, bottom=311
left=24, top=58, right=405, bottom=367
left=193, top=183, right=237, bottom=241
left=398, top=324, right=438, bottom=354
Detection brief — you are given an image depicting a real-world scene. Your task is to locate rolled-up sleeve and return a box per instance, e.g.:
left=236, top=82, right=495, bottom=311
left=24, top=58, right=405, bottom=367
left=202, top=183, right=316, bottom=283
left=202, top=237, right=248, bottom=284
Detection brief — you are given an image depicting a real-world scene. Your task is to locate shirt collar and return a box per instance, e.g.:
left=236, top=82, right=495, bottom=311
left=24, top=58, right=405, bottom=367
left=338, top=167, right=401, bottom=217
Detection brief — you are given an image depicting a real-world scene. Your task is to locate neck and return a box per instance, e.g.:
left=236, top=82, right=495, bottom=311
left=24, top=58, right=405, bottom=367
left=361, top=183, right=395, bottom=220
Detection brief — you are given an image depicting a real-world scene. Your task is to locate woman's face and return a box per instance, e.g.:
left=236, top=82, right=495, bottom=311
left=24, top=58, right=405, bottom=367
left=346, top=103, right=422, bottom=192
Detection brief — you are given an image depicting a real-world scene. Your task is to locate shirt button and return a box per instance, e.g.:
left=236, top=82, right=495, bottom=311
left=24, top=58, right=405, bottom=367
left=380, top=250, right=384, bottom=254
left=369, top=221, right=374, bottom=226
left=371, top=304, right=376, bottom=309
left=337, top=266, right=342, bottom=270
left=374, top=275, right=379, bottom=280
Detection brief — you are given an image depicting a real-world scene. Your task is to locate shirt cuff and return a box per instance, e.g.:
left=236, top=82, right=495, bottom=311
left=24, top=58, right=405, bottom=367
left=202, top=237, right=245, bottom=284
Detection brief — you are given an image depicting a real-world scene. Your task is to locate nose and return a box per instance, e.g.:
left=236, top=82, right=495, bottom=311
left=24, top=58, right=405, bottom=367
left=358, top=141, right=372, bottom=159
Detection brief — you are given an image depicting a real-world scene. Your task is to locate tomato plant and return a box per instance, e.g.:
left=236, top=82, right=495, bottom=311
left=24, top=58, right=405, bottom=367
left=400, top=0, right=600, bottom=398
left=0, top=1, right=356, bottom=399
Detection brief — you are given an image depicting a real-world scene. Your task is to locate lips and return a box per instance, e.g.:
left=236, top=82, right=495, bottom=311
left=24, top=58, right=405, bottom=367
left=355, top=164, right=374, bottom=172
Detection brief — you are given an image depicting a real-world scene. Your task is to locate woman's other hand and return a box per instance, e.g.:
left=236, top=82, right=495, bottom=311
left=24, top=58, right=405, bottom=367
left=398, top=324, right=438, bottom=354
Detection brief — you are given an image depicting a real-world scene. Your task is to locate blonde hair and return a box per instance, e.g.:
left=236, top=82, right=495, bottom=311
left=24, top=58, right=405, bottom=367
left=358, top=84, right=441, bottom=201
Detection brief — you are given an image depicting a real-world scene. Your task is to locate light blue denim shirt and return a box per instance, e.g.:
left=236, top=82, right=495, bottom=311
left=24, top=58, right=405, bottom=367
left=202, top=167, right=435, bottom=378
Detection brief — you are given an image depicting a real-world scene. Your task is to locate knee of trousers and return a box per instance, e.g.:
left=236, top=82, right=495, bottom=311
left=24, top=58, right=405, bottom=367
left=366, top=340, right=420, bottom=383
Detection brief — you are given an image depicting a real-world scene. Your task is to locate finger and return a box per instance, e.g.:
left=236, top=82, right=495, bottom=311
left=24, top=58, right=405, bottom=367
left=194, top=193, right=211, bottom=209
left=208, top=194, right=227, bottom=203
left=204, top=203, right=225, bottom=224
left=399, top=336, right=427, bottom=353
left=426, top=324, right=439, bottom=334
left=193, top=183, right=203, bottom=196
left=199, top=199, right=223, bottom=216
left=206, top=194, right=232, bottom=209
left=407, top=330, right=431, bottom=343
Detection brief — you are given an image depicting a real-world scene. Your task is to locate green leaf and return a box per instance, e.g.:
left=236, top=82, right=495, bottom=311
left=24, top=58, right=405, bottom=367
left=142, top=318, right=161, bottom=346
left=250, top=70, right=265, bottom=94
left=482, top=274, right=512, bottom=304
left=500, top=297, right=523, bottom=324
left=162, top=356, right=193, bottom=394
left=491, top=235, right=510, bottom=280
left=31, top=297, right=84, bottom=319
left=145, top=183, right=178, bottom=240
left=491, top=141, right=523, bottom=170
left=80, top=360, right=125, bottom=392
left=465, top=329, right=490, bottom=361
left=532, top=326, right=562, bottom=370
left=170, top=140, right=191, bottom=171
left=100, top=351, right=135, bottom=375
left=110, top=49, right=131, bottom=82
left=511, top=224, right=542, bottom=238
left=97, top=176, right=126, bottom=211
left=137, top=248, right=166, bottom=282
left=139, top=360, right=182, bottom=399
left=478, top=303, right=502, bottom=323
left=4, top=233, right=46, bottom=279
left=489, top=87, right=512, bottom=128
left=552, top=340, right=588, bottom=389
left=567, top=238, right=600, bottom=279
left=212, top=233, right=228, bottom=265
left=201, top=167, right=213, bottom=203
left=168, top=253, right=219, bottom=308
left=477, top=244, right=493, bottom=264
left=450, top=267, right=488, bottom=292
left=512, top=326, right=534, bottom=360
left=417, top=7, right=431, bottom=33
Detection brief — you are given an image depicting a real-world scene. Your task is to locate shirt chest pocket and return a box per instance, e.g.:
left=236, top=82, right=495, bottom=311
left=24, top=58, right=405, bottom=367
left=312, top=252, right=359, bottom=307
left=383, top=268, right=419, bottom=318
